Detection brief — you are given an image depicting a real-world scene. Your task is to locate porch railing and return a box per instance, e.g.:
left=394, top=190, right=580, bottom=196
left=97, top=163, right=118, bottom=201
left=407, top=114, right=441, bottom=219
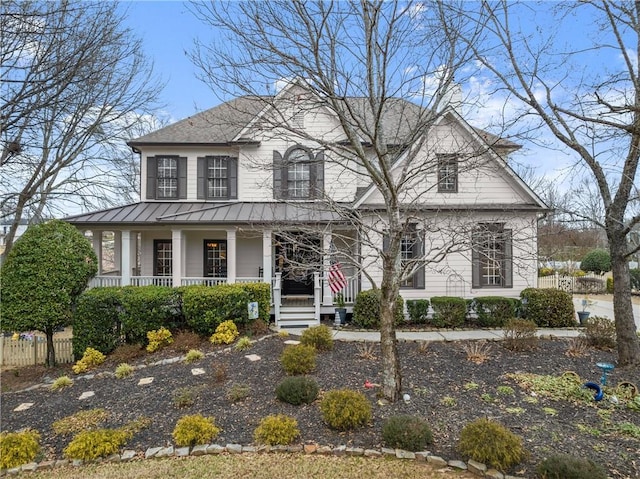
left=321, top=274, right=359, bottom=304
left=181, top=277, right=227, bottom=287
left=131, top=276, right=173, bottom=287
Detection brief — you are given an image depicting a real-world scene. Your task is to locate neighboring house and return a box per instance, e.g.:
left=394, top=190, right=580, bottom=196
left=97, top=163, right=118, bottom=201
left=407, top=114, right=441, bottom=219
left=64, top=83, right=546, bottom=327
left=0, top=218, right=32, bottom=255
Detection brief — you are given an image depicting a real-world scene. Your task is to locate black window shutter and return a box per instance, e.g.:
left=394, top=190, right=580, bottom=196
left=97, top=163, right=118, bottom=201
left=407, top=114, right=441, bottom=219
left=504, top=229, right=513, bottom=288
left=178, top=157, right=187, bottom=199
left=228, top=157, right=238, bottom=199
left=197, top=157, right=206, bottom=199
left=146, top=157, right=157, bottom=199
left=273, top=151, right=284, bottom=199
left=472, top=231, right=481, bottom=288
left=382, top=233, right=389, bottom=253
left=314, top=151, right=324, bottom=199
left=413, top=230, right=425, bottom=289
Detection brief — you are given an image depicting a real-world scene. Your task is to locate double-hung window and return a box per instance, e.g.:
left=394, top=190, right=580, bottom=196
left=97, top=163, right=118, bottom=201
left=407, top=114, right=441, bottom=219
left=146, top=156, right=187, bottom=200
left=197, top=156, right=238, bottom=200
left=437, top=154, right=458, bottom=193
left=154, top=239, right=172, bottom=276
left=472, top=224, right=513, bottom=288
left=207, top=157, right=228, bottom=198
left=273, top=146, right=324, bottom=200
left=157, top=157, right=178, bottom=198
left=288, top=150, right=311, bottom=198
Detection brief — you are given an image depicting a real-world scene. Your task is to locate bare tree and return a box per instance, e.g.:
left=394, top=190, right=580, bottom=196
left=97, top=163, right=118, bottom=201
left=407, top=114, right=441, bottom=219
left=0, top=0, right=162, bottom=258
left=189, top=1, right=537, bottom=401
left=465, top=0, right=640, bottom=366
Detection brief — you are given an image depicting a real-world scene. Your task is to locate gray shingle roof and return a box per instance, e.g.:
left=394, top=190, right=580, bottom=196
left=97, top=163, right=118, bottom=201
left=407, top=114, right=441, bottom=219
left=64, top=202, right=349, bottom=226
left=128, top=95, right=519, bottom=151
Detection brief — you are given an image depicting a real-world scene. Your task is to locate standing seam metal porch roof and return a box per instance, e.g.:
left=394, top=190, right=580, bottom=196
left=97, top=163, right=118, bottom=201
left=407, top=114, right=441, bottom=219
left=63, top=202, right=350, bottom=226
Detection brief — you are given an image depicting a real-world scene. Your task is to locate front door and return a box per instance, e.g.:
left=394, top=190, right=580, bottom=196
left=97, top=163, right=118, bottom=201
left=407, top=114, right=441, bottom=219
left=275, top=233, right=321, bottom=296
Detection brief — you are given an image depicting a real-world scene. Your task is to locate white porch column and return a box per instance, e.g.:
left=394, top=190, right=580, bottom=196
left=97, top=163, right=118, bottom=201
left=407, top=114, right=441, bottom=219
left=121, top=230, right=131, bottom=286
left=322, top=231, right=333, bottom=305
left=172, top=229, right=183, bottom=287
left=262, top=230, right=272, bottom=283
left=92, top=230, right=102, bottom=275
left=226, top=228, right=236, bottom=284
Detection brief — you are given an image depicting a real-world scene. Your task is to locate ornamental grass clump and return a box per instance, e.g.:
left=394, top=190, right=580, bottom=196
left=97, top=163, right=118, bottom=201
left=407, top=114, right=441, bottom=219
left=300, top=325, right=334, bottom=351
left=253, top=414, right=300, bottom=445
left=210, top=320, right=240, bottom=345
left=172, top=414, right=220, bottom=447
left=280, top=344, right=316, bottom=375
left=0, top=429, right=41, bottom=469
left=320, top=389, right=372, bottom=430
left=382, top=415, right=433, bottom=452
left=72, top=347, right=106, bottom=374
left=184, top=349, right=204, bottom=363
left=50, top=375, right=73, bottom=391
left=115, top=363, right=134, bottom=379
left=458, top=418, right=527, bottom=471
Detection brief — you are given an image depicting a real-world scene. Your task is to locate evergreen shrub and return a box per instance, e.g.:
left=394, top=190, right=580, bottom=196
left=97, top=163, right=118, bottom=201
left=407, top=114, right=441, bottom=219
left=520, top=288, right=575, bottom=328
left=406, top=299, right=429, bottom=324
left=430, top=297, right=467, bottom=328
left=352, top=289, right=404, bottom=329
left=472, top=297, right=518, bottom=327
left=382, top=415, right=433, bottom=451
left=320, top=389, right=372, bottom=430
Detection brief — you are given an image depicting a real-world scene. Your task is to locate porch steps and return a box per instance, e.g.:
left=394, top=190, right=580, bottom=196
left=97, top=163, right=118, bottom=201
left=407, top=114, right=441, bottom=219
left=277, top=306, right=319, bottom=329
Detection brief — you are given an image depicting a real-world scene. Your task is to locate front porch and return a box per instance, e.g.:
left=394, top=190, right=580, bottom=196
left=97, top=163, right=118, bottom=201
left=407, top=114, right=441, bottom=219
left=86, top=227, right=359, bottom=328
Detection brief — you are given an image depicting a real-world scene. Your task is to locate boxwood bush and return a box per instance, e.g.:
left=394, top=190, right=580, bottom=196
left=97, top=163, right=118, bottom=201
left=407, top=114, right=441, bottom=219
left=429, top=297, right=467, bottom=328
left=352, top=289, right=404, bottom=329
left=182, top=283, right=270, bottom=335
left=119, top=286, right=182, bottom=345
left=520, top=288, right=575, bottom=328
left=472, top=296, right=518, bottom=328
left=73, top=287, right=123, bottom=359
left=406, top=299, right=429, bottom=324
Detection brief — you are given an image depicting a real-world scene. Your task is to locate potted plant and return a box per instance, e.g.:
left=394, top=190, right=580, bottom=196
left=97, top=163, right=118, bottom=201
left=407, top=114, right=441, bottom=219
left=334, top=292, right=347, bottom=325
left=577, top=296, right=592, bottom=326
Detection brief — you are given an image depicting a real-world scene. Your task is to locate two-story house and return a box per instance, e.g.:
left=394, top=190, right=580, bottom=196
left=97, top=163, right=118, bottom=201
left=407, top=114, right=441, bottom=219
left=65, top=84, right=546, bottom=327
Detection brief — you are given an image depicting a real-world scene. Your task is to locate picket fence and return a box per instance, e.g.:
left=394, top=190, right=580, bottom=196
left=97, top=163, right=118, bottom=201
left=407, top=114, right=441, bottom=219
left=537, top=272, right=606, bottom=294
left=0, top=337, right=74, bottom=367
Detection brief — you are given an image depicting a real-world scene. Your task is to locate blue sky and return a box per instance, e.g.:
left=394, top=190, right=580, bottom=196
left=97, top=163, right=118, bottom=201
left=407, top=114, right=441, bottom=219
left=121, top=1, right=214, bottom=122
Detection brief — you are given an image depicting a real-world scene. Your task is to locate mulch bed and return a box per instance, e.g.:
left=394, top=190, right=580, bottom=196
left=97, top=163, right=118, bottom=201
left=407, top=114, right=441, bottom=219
left=1, top=332, right=638, bottom=478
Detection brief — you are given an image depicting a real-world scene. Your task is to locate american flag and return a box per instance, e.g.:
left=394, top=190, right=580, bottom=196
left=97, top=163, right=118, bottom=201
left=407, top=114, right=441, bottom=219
left=328, top=261, right=347, bottom=293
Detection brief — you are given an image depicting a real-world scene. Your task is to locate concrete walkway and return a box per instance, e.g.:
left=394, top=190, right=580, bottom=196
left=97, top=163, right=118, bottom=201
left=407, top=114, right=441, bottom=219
left=572, top=298, right=640, bottom=329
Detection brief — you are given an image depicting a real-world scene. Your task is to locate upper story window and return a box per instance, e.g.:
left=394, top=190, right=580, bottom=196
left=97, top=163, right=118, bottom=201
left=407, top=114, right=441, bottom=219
left=437, top=154, right=458, bottom=193
left=197, top=156, right=238, bottom=200
left=472, top=223, right=513, bottom=288
left=273, top=146, right=324, bottom=200
left=146, top=156, right=187, bottom=200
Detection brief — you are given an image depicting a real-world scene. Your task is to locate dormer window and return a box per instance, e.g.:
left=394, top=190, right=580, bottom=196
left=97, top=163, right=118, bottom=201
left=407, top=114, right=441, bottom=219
left=273, top=146, right=324, bottom=200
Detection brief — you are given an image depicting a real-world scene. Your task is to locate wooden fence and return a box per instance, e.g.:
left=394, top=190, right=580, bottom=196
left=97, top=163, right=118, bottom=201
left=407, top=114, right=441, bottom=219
left=0, top=337, right=74, bottom=367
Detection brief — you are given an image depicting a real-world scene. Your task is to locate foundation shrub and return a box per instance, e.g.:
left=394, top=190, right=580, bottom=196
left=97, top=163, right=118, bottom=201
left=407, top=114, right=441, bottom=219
left=473, top=297, right=518, bottom=327
left=458, top=418, right=526, bottom=471
left=536, top=453, right=607, bottom=479
left=352, top=289, right=404, bottom=329
left=253, top=414, right=300, bottom=446
left=72, top=347, right=106, bottom=374
left=280, top=344, right=317, bottom=375
left=320, top=389, right=372, bottom=430
left=146, top=327, right=173, bottom=352
left=382, top=415, right=433, bottom=452
left=119, top=286, right=182, bottom=345
left=300, top=324, right=334, bottom=351
left=63, top=429, right=130, bottom=460
left=406, top=299, right=430, bottom=324
left=72, top=287, right=123, bottom=359
left=0, top=429, right=41, bottom=469
left=210, top=319, right=240, bottom=345
left=584, top=316, right=616, bottom=349
left=182, top=283, right=270, bottom=335
left=429, top=297, right=467, bottom=328
left=172, top=414, right=220, bottom=447
left=520, top=288, right=574, bottom=327
left=503, top=319, right=538, bottom=351
left=276, top=376, right=319, bottom=405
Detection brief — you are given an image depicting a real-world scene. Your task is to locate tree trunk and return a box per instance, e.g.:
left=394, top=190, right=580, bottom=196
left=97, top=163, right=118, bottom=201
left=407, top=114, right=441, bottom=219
left=609, top=230, right=640, bottom=368
left=379, top=237, right=402, bottom=402
left=45, top=328, right=56, bottom=368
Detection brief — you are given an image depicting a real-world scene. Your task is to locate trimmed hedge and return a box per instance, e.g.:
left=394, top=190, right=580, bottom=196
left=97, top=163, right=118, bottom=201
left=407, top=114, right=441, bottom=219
left=406, top=299, right=429, bottom=324
left=472, top=296, right=518, bottom=327
left=352, top=289, right=404, bottom=329
left=520, top=288, right=575, bottom=328
left=182, top=283, right=270, bottom=335
left=73, top=287, right=123, bottom=359
left=430, top=297, right=466, bottom=328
